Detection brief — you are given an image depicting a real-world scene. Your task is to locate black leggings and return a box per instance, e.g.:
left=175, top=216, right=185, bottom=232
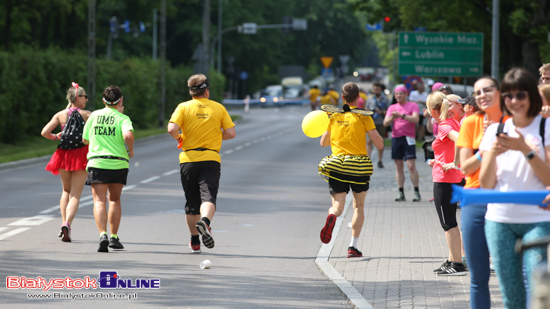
left=433, top=180, right=465, bottom=231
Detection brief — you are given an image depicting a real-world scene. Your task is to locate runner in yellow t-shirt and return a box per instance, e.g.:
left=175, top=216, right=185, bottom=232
left=328, top=86, right=340, bottom=105
left=318, top=82, right=384, bottom=258
left=308, top=85, right=321, bottom=110
left=167, top=74, right=236, bottom=253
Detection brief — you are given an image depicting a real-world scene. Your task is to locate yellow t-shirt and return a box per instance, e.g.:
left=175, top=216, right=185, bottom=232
left=456, top=113, right=509, bottom=188
left=308, top=88, right=320, bottom=102
left=328, top=90, right=340, bottom=102
left=169, top=98, right=235, bottom=163
left=320, top=94, right=334, bottom=105
left=328, top=107, right=376, bottom=156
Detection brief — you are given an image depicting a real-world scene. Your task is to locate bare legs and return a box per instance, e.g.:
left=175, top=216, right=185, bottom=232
left=91, top=183, right=124, bottom=235
left=58, top=169, right=88, bottom=225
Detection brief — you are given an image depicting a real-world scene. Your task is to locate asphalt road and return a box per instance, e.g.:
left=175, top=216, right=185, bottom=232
left=0, top=105, right=353, bottom=309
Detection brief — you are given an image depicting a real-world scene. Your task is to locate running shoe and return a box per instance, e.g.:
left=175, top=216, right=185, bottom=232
left=436, top=262, right=467, bottom=276
left=109, top=237, right=124, bottom=249
left=490, top=262, right=495, bottom=272
left=413, top=191, right=421, bottom=202
left=320, top=214, right=337, bottom=244
left=98, top=234, right=109, bottom=253
left=434, top=260, right=451, bottom=272
left=61, top=223, right=71, bottom=242
left=189, top=241, right=201, bottom=253
left=378, top=161, right=384, bottom=168
left=347, top=246, right=363, bottom=258
left=58, top=229, right=62, bottom=238
left=395, top=192, right=406, bottom=202
left=196, top=220, right=215, bottom=249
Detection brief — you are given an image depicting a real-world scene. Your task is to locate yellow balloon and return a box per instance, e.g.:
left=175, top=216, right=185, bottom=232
left=302, top=110, right=330, bottom=138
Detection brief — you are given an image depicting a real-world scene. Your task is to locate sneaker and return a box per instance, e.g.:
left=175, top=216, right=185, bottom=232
left=413, top=191, right=421, bottom=202
left=98, top=234, right=109, bottom=253
left=378, top=161, right=384, bottom=168
left=429, top=198, right=435, bottom=203
left=434, top=260, right=451, bottom=272
left=196, top=220, right=215, bottom=249
left=490, top=262, right=495, bottom=272
left=58, top=229, right=63, bottom=238
left=436, top=262, right=467, bottom=276
left=347, top=246, right=363, bottom=258
left=395, top=192, right=406, bottom=202
left=61, top=223, right=71, bottom=242
left=320, top=214, right=337, bottom=244
left=189, top=241, right=201, bottom=253
left=109, top=237, right=124, bottom=249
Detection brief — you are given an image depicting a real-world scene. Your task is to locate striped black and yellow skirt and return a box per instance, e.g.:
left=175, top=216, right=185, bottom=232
left=318, top=155, right=373, bottom=185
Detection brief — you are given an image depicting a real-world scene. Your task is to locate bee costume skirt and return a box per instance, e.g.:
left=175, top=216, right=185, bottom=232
left=318, top=155, right=373, bottom=185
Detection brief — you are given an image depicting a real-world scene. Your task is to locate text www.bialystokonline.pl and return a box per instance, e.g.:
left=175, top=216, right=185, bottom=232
left=27, top=292, right=137, bottom=300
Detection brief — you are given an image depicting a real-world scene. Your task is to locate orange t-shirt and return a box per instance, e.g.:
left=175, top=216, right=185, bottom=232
left=456, top=113, right=510, bottom=188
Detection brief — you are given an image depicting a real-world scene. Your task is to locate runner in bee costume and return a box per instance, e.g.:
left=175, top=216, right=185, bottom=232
left=318, top=82, right=384, bottom=258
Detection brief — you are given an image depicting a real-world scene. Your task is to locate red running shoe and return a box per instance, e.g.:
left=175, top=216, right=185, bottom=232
left=320, top=214, right=337, bottom=244
left=196, top=220, right=215, bottom=249
left=347, top=246, right=363, bottom=258
left=189, top=241, right=201, bottom=253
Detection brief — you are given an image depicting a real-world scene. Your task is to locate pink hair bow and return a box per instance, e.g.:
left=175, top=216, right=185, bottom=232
left=72, top=82, right=79, bottom=90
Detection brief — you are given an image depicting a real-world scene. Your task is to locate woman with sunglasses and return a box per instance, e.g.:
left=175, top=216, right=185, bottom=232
left=456, top=75, right=508, bottom=308
left=479, top=68, right=550, bottom=308
left=41, top=83, right=91, bottom=242
left=426, top=92, right=467, bottom=276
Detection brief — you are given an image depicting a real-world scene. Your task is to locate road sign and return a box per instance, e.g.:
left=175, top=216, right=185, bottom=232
left=366, top=23, right=382, bottom=31
left=292, top=19, right=307, bottom=30
left=398, top=32, right=483, bottom=77
left=242, top=23, right=257, bottom=34
left=322, top=68, right=333, bottom=79
left=239, top=71, right=248, bottom=80
left=320, top=57, right=333, bottom=69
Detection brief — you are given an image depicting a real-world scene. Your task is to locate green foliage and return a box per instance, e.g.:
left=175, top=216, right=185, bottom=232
left=0, top=48, right=224, bottom=144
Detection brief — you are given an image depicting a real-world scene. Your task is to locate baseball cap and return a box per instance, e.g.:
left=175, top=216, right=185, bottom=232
left=457, top=94, right=477, bottom=108
left=432, top=82, right=444, bottom=91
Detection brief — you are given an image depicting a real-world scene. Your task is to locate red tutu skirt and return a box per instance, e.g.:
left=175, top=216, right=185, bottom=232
left=45, top=145, right=89, bottom=175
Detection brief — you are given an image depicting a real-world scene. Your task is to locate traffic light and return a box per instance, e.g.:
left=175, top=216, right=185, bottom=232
left=382, top=16, right=395, bottom=33
left=384, top=16, right=391, bottom=23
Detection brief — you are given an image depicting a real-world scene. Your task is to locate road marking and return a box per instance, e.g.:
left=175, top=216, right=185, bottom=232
left=244, top=142, right=252, bottom=146
left=234, top=146, right=243, bottom=151
left=0, top=227, right=7, bottom=233
left=163, top=169, right=179, bottom=176
left=122, top=184, right=137, bottom=192
left=0, top=228, right=31, bottom=240
left=315, top=195, right=375, bottom=309
left=39, top=206, right=59, bottom=214
left=9, top=215, right=54, bottom=226
left=140, top=176, right=160, bottom=184
left=224, top=150, right=234, bottom=154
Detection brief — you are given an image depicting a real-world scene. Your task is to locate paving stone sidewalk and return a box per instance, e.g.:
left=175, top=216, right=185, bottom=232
left=328, top=147, right=504, bottom=309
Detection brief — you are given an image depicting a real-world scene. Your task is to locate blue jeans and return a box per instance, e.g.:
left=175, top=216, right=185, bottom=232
left=485, top=220, right=550, bottom=309
left=461, top=204, right=491, bottom=309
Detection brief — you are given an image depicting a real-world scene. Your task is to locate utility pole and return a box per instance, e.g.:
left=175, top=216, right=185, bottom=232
left=202, top=0, right=210, bottom=73
left=87, top=0, right=96, bottom=109
left=158, top=0, right=166, bottom=127
left=153, top=9, right=158, bottom=61
left=491, top=0, right=500, bottom=81
left=217, top=0, right=222, bottom=73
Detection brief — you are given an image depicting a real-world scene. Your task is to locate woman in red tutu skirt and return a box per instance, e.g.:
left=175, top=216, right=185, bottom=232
left=41, top=82, right=91, bottom=242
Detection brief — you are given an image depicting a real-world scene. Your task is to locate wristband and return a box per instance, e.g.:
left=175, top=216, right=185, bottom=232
left=475, top=152, right=482, bottom=162
left=525, top=150, right=536, bottom=161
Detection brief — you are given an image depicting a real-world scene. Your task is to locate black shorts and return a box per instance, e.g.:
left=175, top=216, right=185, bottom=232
left=86, top=168, right=128, bottom=185
left=180, top=161, right=220, bottom=215
left=391, top=136, right=417, bottom=161
left=433, top=180, right=465, bottom=231
left=328, top=172, right=370, bottom=194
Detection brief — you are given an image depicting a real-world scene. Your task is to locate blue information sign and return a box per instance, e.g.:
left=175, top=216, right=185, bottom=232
left=239, top=71, right=248, bottom=80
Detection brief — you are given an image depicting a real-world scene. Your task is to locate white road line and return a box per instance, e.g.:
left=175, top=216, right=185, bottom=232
left=0, top=227, right=7, bottom=233
left=80, top=195, right=93, bottom=202
left=315, top=195, right=374, bottom=309
left=224, top=150, right=234, bottom=154
left=244, top=142, right=251, bottom=147
left=0, top=228, right=31, bottom=241
left=8, top=215, right=54, bottom=226
left=39, top=206, right=59, bottom=214
left=163, top=169, right=179, bottom=176
left=234, top=146, right=243, bottom=151
left=122, top=184, right=137, bottom=192
left=140, top=176, right=160, bottom=184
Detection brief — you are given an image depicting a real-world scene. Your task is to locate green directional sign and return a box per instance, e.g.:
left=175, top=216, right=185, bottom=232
left=398, top=32, right=483, bottom=77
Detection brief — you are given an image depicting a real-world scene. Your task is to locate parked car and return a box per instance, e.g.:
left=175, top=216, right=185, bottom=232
left=260, top=85, right=283, bottom=106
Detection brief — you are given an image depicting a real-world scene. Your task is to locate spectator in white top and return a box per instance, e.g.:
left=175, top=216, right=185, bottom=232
left=409, top=83, right=429, bottom=141
left=479, top=67, right=550, bottom=308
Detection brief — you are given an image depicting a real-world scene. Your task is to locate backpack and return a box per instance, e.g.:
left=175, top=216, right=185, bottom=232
left=496, top=116, right=546, bottom=150
left=58, top=109, right=86, bottom=150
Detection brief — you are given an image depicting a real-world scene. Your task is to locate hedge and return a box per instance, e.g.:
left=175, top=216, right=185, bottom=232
left=0, top=48, right=224, bottom=144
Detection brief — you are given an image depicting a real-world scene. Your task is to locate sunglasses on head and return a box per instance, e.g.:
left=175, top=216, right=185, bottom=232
left=501, top=91, right=528, bottom=101
left=78, top=95, right=88, bottom=99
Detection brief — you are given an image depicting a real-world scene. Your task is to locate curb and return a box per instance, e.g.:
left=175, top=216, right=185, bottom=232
left=315, top=195, right=375, bottom=309
left=0, top=155, right=51, bottom=172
